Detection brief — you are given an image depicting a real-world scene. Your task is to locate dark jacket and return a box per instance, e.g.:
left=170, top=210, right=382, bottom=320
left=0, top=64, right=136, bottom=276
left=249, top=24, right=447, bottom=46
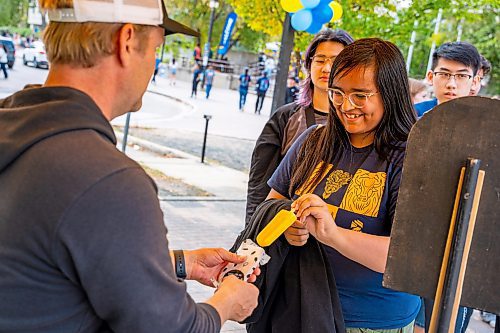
left=245, top=103, right=326, bottom=224
left=232, top=199, right=345, bottom=333
left=0, top=86, right=220, bottom=332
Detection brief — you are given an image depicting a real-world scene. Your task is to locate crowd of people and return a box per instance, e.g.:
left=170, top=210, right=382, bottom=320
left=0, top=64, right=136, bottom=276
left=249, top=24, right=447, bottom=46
left=0, top=0, right=496, bottom=332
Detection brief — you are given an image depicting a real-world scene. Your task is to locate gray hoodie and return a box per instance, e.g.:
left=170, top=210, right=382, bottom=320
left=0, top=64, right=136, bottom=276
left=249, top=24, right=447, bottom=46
left=0, top=86, right=220, bottom=332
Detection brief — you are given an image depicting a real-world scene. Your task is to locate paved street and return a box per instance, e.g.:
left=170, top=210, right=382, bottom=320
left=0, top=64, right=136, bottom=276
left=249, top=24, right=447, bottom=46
left=1, top=50, right=495, bottom=333
left=161, top=199, right=247, bottom=332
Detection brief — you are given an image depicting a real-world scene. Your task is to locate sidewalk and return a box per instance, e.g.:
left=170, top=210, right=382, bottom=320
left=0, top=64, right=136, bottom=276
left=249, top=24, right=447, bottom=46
left=112, top=74, right=274, bottom=141
left=117, top=131, right=248, bottom=200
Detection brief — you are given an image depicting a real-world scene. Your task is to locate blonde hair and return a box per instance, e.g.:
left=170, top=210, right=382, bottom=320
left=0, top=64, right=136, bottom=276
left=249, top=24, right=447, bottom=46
left=39, top=0, right=74, bottom=8
left=39, top=0, right=153, bottom=67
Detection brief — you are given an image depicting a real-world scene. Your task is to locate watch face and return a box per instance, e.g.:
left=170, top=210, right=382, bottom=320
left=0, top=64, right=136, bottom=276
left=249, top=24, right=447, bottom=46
left=224, top=270, right=245, bottom=280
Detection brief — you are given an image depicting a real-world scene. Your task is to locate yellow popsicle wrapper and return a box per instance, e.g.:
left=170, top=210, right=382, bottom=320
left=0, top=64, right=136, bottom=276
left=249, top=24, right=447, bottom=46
left=256, top=209, right=297, bottom=247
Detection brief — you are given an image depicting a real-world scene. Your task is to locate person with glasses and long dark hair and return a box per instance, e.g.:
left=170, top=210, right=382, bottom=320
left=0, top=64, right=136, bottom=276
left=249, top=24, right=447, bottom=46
left=267, top=38, right=420, bottom=332
left=245, top=29, right=354, bottom=224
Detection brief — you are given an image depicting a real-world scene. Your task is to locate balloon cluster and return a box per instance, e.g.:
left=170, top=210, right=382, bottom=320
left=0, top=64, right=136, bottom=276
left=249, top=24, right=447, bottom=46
left=280, top=0, right=343, bottom=34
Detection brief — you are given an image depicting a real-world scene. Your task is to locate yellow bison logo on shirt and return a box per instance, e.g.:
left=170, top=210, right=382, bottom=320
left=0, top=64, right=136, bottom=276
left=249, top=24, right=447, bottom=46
left=322, top=169, right=352, bottom=200
left=340, top=169, right=386, bottom=217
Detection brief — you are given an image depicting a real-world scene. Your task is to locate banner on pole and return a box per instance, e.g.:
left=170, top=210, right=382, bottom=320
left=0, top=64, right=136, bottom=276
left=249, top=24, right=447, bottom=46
left=217, top=12, right=237, bottom=56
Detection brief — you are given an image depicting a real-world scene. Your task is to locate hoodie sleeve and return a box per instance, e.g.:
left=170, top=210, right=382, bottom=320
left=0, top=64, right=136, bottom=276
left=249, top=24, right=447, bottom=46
left=52, top=167, right=220, bottom=333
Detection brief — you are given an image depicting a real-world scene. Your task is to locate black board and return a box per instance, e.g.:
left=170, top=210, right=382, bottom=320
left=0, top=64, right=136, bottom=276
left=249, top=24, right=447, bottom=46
left=384, top=97, right=499, bottom=314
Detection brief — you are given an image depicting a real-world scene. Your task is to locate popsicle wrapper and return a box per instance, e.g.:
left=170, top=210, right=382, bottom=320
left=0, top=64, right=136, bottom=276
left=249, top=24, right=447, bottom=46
left=217, top=239, right=270, bottom=284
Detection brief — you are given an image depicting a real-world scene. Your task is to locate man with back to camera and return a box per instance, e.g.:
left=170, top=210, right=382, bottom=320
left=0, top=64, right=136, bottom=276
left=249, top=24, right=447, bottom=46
left=239, top=67, right=251, bottom=111
left=414, top=41, right=480, bottom=117
left=255, top=71, right=270, bottom=115
left=0, top=0, right=259, bottom=332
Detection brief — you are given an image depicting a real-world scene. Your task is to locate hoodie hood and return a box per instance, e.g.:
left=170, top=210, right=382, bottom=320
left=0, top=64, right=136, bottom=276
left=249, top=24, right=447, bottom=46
left=0, top=86, right=116, bottom=173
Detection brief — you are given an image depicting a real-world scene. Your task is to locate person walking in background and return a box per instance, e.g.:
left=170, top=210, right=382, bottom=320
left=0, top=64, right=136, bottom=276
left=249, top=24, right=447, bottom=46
left=191, top=63, right=202, bottom=98
left=239, top=68, right=251, bottom=111
left=255, top=71, right=270, bottom=114
left=408, top=78, right=430, bottom=104
left=194, top=43, right=202, bottom=64
left=151, top=54, right=161, bottom=84
left=0, top=45, right=8, bottom=79
left=205, top=65, right=215, bottom=99
left=169, top=58, right=177, bottom=86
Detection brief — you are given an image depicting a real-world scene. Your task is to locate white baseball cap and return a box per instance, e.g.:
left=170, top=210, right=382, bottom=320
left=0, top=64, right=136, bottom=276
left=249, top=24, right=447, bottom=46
left=47, top=0, right=199, bottom=37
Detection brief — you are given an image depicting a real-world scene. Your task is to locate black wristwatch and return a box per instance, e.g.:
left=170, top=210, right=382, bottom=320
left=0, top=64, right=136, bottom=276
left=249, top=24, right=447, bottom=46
left=173, top=250, right=187, bottom=279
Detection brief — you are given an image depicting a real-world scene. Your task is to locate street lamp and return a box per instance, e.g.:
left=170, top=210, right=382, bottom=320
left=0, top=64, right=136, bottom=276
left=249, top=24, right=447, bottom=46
left=203, top=0, right=219, bottom=67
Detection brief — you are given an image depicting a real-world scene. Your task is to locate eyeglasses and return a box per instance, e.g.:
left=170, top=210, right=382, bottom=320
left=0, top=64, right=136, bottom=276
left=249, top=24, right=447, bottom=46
left=433, top=71, right=473, bottom=83
left=328, top=88, right=378, bottom=109
left=310, top=55, right=336, bottom=67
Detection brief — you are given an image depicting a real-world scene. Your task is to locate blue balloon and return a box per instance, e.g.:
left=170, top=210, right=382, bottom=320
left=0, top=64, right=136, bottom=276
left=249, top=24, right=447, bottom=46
left=300, top=0, right=320, bottom=9
left=291, top=9, right=313, bottom=31
left=319, top=0, right=332, bottom=6
left=312, top=4, right=333, bottom=23
left=306, top=19, right=322, bottom=34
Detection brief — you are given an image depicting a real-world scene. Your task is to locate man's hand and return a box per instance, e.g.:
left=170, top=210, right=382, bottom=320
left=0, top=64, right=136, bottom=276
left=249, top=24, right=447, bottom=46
left=206, top=276, right=259, bottom=324
left=183, top=248, right=260, bottom=287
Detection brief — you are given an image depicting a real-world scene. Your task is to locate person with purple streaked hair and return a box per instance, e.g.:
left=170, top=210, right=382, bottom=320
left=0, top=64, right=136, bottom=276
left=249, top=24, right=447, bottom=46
left=245, top=29, right=354, bottom=224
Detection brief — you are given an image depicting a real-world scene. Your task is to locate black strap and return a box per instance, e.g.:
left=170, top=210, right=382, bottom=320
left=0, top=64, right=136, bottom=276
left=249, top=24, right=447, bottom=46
left=173, top=250, right=187, bottom=279
left=304, top=106, right=316, bottom=128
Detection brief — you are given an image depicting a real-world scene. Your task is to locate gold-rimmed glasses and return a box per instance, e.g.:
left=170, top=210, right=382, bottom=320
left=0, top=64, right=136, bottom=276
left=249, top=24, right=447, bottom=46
left=327, top=88, right=378, bottom=108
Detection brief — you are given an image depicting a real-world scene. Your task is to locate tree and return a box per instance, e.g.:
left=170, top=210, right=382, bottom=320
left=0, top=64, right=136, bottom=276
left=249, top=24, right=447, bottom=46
left=225, top=0, right=498, bottom=94
left=166, top=0, right=270, bottom=54
left=227, top=0, right=284, bottom=37
left=0, top=0, right=29, bottom=28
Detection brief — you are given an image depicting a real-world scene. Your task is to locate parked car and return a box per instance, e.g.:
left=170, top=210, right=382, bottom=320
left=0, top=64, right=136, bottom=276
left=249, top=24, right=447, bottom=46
left=0, top=37, right=16, bottom=69
left=23, top=41, right=49, bottom=69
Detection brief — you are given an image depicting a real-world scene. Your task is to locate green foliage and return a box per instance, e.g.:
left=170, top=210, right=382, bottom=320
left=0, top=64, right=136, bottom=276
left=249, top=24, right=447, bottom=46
left=0, top=26, right=32, bottom=37
left=166, top=0, right=269, bottom=54
left=460, top=5, right=499, bottom=95
left=2, top=0, right=497, bottom=94
left=319, top=0, right=498, bottom=95
left=165, top=0, right=498, bottom=93
left=0, top=0, right=29, bottom=28
left=226, top=0, right=283, bottom=37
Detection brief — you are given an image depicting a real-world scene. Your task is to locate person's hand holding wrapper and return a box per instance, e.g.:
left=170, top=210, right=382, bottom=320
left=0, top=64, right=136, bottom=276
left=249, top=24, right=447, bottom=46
left=171, top=248, right=261, bottom=323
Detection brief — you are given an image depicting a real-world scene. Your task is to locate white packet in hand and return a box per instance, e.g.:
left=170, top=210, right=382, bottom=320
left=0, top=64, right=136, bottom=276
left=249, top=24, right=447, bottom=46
left=217, top=239, right=270, bottom=285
